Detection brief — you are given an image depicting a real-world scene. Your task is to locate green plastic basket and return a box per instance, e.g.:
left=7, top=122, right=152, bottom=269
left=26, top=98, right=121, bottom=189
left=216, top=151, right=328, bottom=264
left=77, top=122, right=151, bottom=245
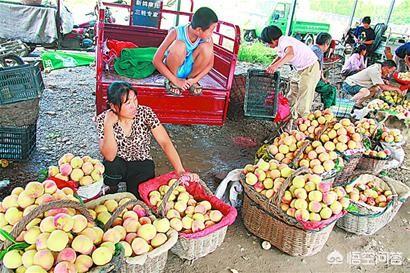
left=244, top=69, right=280, bottom=120
left=0, top=124, right=37, bottom=160
left=0, top=63, right=44, bottom=105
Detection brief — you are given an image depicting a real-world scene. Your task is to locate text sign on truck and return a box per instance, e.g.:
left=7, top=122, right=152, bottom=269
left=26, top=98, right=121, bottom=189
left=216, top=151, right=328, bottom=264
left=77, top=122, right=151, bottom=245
left=133, top=0, right=161, bottom=27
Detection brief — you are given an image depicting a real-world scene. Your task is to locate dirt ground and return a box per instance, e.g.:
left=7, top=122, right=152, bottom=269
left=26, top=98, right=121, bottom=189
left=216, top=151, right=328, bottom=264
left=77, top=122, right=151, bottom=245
left=1, top=65, right=409, bottom=273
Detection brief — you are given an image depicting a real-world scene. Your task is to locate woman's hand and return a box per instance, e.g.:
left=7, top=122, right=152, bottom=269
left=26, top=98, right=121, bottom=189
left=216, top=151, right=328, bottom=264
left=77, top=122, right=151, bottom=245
left=266, top=63, right=279, bottom=74
left=104, top=110, right=118, bottom=127
left=178, top=171, right=200, bottom=185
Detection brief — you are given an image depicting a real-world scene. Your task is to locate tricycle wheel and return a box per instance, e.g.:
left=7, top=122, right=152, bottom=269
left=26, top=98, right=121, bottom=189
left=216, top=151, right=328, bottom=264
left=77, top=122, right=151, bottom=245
left=0, top=54, right=24, bottom=68
left=303, top=34, right=314, bottom=46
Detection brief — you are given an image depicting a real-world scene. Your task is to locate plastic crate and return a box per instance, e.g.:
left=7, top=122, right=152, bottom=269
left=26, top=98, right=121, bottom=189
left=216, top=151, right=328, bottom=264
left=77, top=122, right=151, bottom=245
left=0, top=63, right=44, bottom=105
left=244, top=69, right=280, bottom=119
left=330, top=98, right=355, bottom=118
left=0, top=123, right=37, bottom=160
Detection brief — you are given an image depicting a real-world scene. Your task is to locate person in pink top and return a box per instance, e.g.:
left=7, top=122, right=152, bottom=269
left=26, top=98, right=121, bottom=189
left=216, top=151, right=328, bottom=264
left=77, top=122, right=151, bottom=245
left=261, top=26, right=320, bottom=117
left=342, top=44, right=367, bottom=77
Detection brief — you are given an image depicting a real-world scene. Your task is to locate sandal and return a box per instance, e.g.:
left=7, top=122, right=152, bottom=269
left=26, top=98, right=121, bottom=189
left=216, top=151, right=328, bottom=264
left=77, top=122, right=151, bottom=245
left=189, top=82, right=203, bottom=96
left=165, top=79, right=183, bottom=96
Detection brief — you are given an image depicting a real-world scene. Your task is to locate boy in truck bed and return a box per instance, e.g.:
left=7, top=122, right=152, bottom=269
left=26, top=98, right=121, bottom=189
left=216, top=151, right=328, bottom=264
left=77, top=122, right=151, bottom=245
left=152, top=7, right=217, bottom=96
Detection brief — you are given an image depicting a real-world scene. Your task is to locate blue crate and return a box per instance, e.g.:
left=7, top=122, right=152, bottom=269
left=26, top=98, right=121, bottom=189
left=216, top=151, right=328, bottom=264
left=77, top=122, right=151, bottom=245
left=244, top=69, right=280, bottom=120
left=0, top=63, right=44, bottom=105
left=0, top=124, right=36, bottom=160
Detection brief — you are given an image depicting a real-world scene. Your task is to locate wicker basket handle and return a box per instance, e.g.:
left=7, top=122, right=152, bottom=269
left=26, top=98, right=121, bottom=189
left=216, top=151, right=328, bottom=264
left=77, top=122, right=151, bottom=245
left=3, top=200, right=93, bottom=250
left=158, top=175, right=213, bottom=218
left=272, top=167, right=309, bottom=207
left=105, top=199, right=153, bottom=231
left=290, top=140, right=310, bottom=167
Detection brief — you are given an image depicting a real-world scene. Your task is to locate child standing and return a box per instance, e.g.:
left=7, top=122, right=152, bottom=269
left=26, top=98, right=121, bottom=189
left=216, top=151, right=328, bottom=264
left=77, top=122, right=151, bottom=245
left=153, top=7, right=218, bottom=96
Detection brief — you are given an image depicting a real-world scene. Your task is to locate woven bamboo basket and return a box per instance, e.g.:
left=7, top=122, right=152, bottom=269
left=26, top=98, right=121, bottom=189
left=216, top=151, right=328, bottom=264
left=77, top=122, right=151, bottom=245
left=355, top=154, right=389, bottom=174
left=0, top=200, right=123, bottom=273
left=333, top=151, right=363, bottom=186
left=157, top=176, right=230, bottom=261
left=240, top=167, right=308, bottom=226
left=336, top=173, right=410, bottom=235
left=87, top=193, right=178, bottom=273
left=242, top=194, right=335, bottom=256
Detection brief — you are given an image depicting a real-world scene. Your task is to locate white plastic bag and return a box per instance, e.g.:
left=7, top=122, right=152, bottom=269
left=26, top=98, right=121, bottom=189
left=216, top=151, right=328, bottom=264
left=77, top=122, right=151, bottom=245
left=215, top=169, right=243, bottom=208
left=381, top=142, right=405, bottom=169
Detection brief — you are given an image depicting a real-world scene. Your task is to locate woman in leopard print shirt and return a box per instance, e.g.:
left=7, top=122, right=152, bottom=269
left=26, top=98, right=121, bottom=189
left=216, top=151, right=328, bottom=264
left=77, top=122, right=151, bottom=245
left=96, top=81, right=188, bottom=197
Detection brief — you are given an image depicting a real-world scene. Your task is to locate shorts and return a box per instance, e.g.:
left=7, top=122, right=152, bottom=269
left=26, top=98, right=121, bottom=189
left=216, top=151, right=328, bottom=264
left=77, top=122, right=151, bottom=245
left=164, top=51, right=195, bottom=79
left=342, top=82, right=363, bottom=95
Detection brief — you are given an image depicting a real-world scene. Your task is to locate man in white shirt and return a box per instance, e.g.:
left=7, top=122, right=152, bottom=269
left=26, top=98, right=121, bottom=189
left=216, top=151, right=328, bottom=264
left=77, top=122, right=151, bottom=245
left=261, top=26, right=320, bottom=117
left=342, top=60, right=402, bottom=106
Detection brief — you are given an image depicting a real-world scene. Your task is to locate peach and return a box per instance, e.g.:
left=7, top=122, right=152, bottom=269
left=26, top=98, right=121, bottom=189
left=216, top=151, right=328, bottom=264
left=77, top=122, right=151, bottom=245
left=123, top=218, right=141, bottom=233
left=90, top=227, right=104, bottom=244
left=54, top=213, right=74, bottom=232
left=0, top=213, right=7, bottom=227
left=320, top=207, right=332, bottom=220
left=22, top=249, right=36, bottom=268
left=185, top=205, right=195, bottom=216
left=3, top=249, right=22, bottom=269
left=59, top=163, right=72, bottom=177
left=100, top=242, right=116, bottom=254
left=308, top=201, right=322, bottom=213
left=330, top=201, right=343, bottom=215
left=70, top=168, right=84, bottom=182
left=54, top=261, right=76, bottom=273
left=59, top=153, right=74, bottom=165
left=56, top=248, right=77, bottom=264
left=47, top=230, right=69, bottom=251
left=92, top=247, right=113, bottom=266
left=123, top=210, right=139, bottom=220
left=55, top=173, right=69, bottom=181
left=103, top=228, right=122, bottom=244
left=97, top=211, right=111, bottom=225
left=16, top=191, right=34, bottom=209
left=94, top=204, right=108, bottom=214
left=132, top=205, right=147, bottom=218
left=11, top=187, right=24, bottom=196
left=2, top=195, right=19, bottom=209
left=113, top=225, right=126, bottom=240
left=137, top=224, right=157, bottom=241
left=24, top=227, right=41, bottom=244
left=70, top=156, right=83, bottom=169
left=153, top=218, right=170, bottom=233
left=308, top=190, right=323, bottom=202
left=193, top=213, right=205, bottom=222
left=35, top=233, right=50, bottom=250
left=292, top=176, right=306, bottom=188
left=35, top=194, right=54, bottom=206
left=0, top=225, right=13, bottom=241
left=170, top=218, right=183, bottom=231
left=294, top=199, right=308, bottom=210
left=151, top=233, right=168, bottom=248
left=177, top=192, right=190, bottom=203
left=52, top=191, right=68, bottom=202
left=71, top=215, right=88, bottom=233
left=94, top=162, right=105, bottom=174
left=72, top=235, right=94, bottom=254
left=91, top=169, right=102, bottom=181
left=5, top=207, right=23, bottom=225
left=74, top=255, right=93, bottom=273
left=48, top=165, right=60, bottom=177
left=194, top=204, right=207, bottom=214
left=42, top=180, right=57, bottom=194
left=209, top=210, right=223, bottom=222
left=181, top=216, right=193, bottom=230
left=295, top=209, right=310, bottom=221
left=81, top=162, right=94, bottom=176
left=192, top=219, right=206, bottom=233
left=294, top=188, right=307, bottom=199
left=174, top=201, right=187, bottom=213
left=309, top=212, right=322, bottom=222
left=40, top=216, right=55, bottom=233
left=131, top=238, right=150, bottom=255
left=125, top=233, right=138, bottom=244
left=323, top=191, right=338, bottom=205
left=33, top=249, right=54, bottom=270
left=103, top=199, right=118, bottom=213
left=78, top=176, right=93, bottom=186
left=165, top=209, right=180, bottom=220
left=139, top=216, right=152, bottom=225
left=119, top=241, right=133, bottom=257
left=112, top=217, right=123, bottom=226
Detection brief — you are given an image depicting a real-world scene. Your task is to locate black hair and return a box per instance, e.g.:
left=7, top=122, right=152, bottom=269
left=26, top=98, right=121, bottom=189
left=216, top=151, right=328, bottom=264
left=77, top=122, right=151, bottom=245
left=191, top=7, right=218, bottom=30
left=315, top=32, right=332, bottom=46
left=381, top=60, right=397, bottom=68
left=107, top=81, right=137, bottom=112
left=261, top=26, right=283, bottom=44
left=354, top=44, right=367, bottom=54
left=362, top=16, right=371, bottom=24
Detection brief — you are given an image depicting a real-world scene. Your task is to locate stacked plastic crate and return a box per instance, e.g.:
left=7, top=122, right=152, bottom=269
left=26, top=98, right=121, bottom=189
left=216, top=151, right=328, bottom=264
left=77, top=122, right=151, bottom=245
left=0, top=62, right=44, bottom=160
